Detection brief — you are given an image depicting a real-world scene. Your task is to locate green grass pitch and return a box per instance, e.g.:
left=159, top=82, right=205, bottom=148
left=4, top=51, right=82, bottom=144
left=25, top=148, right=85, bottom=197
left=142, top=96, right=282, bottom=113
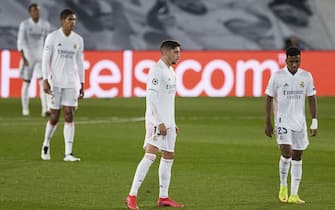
left=0, top=97, right=334, bottom=210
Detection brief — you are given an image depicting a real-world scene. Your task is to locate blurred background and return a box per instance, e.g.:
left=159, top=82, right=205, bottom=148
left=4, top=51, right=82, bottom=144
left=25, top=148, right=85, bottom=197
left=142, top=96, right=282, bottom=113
left=1, top=0, right=335, bottom=50
left=1, top=0, right=335, bottom=98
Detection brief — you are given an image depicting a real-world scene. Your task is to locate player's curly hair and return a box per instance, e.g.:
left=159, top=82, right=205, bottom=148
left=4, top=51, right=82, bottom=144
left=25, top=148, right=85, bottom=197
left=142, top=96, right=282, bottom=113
left=286, top=47, right=301, bottom=57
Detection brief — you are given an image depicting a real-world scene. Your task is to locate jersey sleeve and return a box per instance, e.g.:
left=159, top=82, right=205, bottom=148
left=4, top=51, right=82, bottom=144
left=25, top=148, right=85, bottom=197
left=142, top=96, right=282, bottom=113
left=306, top=72, right=316, bottom=96
left=146, top=68, right=164, bottom=124
left=76, top=37, right=85, bottom=83
left=42, top=34, right=53, bottom=80
left=147, top=68, right=160, bottom=92
left=265, top=74, right=276, bottom=97
left=17, top=22, right=26, bottom=52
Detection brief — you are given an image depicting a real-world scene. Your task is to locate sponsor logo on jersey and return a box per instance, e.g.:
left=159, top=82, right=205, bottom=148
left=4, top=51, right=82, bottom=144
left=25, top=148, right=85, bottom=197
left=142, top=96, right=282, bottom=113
left=74, top=44, right=77, bottom=49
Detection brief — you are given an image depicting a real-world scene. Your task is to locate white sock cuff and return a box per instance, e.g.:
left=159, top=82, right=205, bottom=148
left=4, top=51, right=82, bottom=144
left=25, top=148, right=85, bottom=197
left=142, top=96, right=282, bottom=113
left=280, top=156, right=291, bottom=163
left=291, top=160, right=302, bottom=165
left=144, top=153, right=157, bottom=161
left=64, top=122, right=74, bottom=126
left=161, top=158, right=174, bottom=164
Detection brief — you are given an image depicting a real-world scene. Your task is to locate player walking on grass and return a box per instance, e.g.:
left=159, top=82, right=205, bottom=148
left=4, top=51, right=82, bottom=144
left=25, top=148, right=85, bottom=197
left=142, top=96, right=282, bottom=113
left=17, top=3, right=50, bottom=117
left=126, top=40, right=184, bottom=209
left=265, top=47, right=318, bottom=204
left=40, top=9, right=84, bottom=162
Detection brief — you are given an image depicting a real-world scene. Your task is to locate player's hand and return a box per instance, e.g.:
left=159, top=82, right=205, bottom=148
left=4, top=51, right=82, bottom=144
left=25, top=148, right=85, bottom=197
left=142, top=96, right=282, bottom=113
left=175, top=127, right=179, bottom=135
left=78, top=83, right=84, bottom=99
left=265, top=123, right=274, bottom=138
left=310, top=118, right=318, bottom=137
left=158, top=123, right=167, bottom=136
left=310, top=129, right=317, bottom=137
left=78, top=88, right=84, bottom=99
left=23, top=57, right=29, bottom=66
left=43, top=79, right=52, bottom=94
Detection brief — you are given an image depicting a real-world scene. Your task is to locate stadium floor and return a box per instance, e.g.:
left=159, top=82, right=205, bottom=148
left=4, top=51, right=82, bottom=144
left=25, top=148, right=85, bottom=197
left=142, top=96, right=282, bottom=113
left=0, top=97, right=334, bottom=210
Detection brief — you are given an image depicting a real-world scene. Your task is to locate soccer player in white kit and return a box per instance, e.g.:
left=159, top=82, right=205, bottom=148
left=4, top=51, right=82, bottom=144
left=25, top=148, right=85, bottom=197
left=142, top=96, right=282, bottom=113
left=40, top=9, right=84, bottom=162
left=17, top=3, right=50, bottom=116
left=126, top=41, right=184, bottom=209
left=265, top=47, right=318, bottom=204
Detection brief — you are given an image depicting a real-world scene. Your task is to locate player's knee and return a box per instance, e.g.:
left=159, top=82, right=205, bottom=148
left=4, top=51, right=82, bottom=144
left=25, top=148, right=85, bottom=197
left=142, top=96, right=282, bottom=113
left=49, top=118, right=59, bottom=125
left=281, top=152, right=291, bottom=159
left=49, top=112, right=60, bottom=125
left=144, top=153, right=157, bottom=162
left=291, top=154, right=302, bottom=161
left=162, top=151, right=174, bottom=160
left=64, top=111, right=73, bottom=122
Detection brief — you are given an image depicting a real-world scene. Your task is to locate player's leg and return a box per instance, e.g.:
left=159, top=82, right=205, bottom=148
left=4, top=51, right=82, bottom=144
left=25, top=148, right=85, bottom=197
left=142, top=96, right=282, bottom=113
left=19, top=60, right=33, bottom=116
left=126, top=144, right=158, bottom=210
left=288, top=150, right=304, bottom=204
left=288, top=129, right=308, bottom=204
left=34, top=62, right=49, bottom=117
left=157, top=128, right=183, bottom=208
left=278, top=144, right=291, bottom=202
left=276, top=126, right=292, bottom=203
left=41, top=87, right=61, bottom=160
left=62, top=88, right=80, bottom=161
left=63, top=105, right=80, bottom=161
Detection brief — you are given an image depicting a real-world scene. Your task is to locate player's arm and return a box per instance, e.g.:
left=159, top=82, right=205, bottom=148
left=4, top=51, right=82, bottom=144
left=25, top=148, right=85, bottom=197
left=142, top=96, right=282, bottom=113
left=308, top=95, right=318, bottom=136
left=147, top=71, right=167, bottom=135
left=17, top=22, right=28, bottom=66
left=307, top=73, right=318, bottom=137
left=42, top=34, right=53, bottom=94
left=265, top=95, right=274, bottom=137
left=77, top=38, right=85, bottom=99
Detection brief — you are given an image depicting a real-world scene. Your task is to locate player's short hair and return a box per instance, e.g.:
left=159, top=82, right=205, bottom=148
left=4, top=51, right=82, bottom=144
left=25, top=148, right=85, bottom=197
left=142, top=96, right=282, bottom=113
left=160, top=40, right=181, bottom=51
left=286, top=47, right=301, bottom=57
left=28, top=3, right=38, bottom=12
left=60, top=9, right=75, bottom=20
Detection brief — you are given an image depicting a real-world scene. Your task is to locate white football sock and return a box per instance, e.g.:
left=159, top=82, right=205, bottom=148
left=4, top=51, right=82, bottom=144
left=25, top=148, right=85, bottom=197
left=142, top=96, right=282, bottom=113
left=279, top=156, right=291, bottom=186
left=43, top=121, right=57, bottom=147
left=39, top=79, right=48, bottom=112
left=64, top=122, right=75, bottom=155
left=290, top=160, right=302, bottom=195
left=21, top=81, right=30, bottom=111
left=159, top=158, right=174, bottom=198
left=129, top=153, right=156, bottom=196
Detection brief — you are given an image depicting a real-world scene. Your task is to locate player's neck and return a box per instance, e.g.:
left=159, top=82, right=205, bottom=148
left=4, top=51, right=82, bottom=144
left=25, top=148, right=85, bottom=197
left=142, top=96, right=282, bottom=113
left=32, top=17, right=39, bottom=23
left=287, top=68, right=298, bottom=75
left=161, top=57, right=171, bottom=67
left=62, top=28, right=72, bottom=36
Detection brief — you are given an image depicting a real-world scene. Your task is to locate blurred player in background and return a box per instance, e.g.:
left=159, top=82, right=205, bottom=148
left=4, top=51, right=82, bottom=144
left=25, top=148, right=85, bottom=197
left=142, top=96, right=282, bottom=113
left=17, top=3, right=50, bottom=116
left=126, top=40, right=184, bottom=209
left=265, top=47, right=318, bottom=204
left=40, top=9, right=84, bottom=162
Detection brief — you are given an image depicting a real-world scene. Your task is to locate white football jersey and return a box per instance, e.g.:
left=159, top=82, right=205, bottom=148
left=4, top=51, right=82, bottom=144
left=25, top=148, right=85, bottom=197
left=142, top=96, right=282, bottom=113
left=265, top=67, right=316, bottom=131
left=145, top=59, right=177, bottom=128
left=17, top=18, right=50, bottom=61
left=42, top=28, right=84, bottom=88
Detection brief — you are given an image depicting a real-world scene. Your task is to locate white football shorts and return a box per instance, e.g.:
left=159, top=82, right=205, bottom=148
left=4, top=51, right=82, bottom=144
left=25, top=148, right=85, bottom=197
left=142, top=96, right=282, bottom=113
left=275, top=126, right=309, bottom=150
left=19, top=59, right=42, bottom=80
left=143, top=123, right=177, bottom=152
left=47, top=86, right=78, bottom=110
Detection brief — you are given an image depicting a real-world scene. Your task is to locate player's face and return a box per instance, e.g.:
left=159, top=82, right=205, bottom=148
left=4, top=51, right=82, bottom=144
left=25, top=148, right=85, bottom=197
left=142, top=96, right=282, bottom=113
left=286, top=55, right=300, bottom=72
left=29, top=6, right=40, bottom=21
left=62, top=14, right=76, bottom=31
left=168, top=47, right=181, bottom=65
